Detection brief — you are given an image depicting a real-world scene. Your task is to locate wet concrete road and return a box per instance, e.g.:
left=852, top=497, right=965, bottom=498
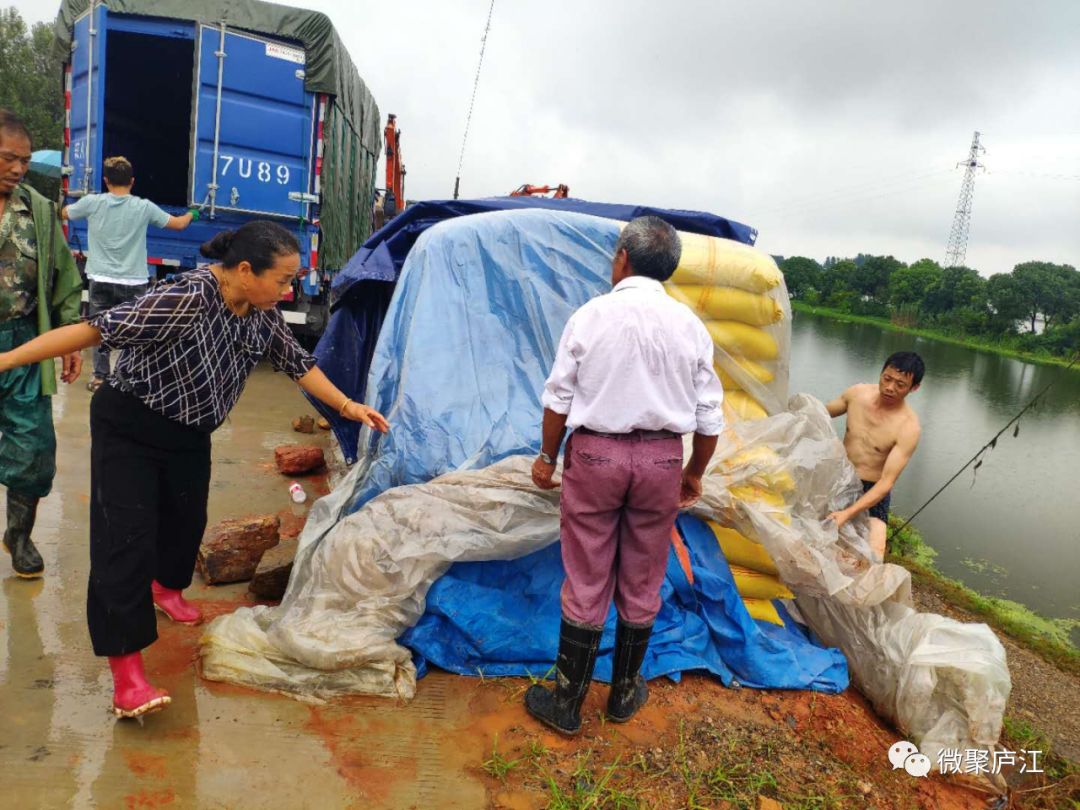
left=1, top=364, right=491, bottom=809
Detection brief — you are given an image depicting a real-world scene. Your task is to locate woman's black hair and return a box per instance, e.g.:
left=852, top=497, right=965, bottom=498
left=199, top=220, right=301, bottom=275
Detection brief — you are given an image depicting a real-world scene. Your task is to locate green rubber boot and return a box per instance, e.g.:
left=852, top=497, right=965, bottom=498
left=3, top=490, right=43, bottom=578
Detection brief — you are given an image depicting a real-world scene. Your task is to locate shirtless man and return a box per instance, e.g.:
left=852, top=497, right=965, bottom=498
left=825, top=351, right=923, bottom=560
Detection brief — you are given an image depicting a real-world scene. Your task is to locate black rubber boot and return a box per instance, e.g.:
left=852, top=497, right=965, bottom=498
left=606, top=618, right=654, bottom=723
left=524, top=617, right=603, bottom=735
left=3, top=490, right=44, bottom=579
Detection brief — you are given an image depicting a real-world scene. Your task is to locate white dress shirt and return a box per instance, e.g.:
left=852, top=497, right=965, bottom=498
left=542, top=276, right=725, bottom=435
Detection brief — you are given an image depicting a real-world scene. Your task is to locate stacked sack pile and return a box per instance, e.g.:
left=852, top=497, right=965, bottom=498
left=663, top=229, right=796, bottom=623
left=664, top=230, right=790, bottom=420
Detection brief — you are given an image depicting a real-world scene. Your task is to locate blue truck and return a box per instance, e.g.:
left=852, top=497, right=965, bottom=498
left=53, top=0, right=382, bottom=337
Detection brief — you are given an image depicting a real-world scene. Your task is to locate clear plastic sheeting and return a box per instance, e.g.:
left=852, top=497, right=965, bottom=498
left=201, top=393, right=1010, bottom=772
left=200, top=457, right=560, bottom=701
left=795, top=595, right=1010, bottom=783
left=200, top=207, right=1008, bottom=781
left=684, top=394, right=1010, bottom=777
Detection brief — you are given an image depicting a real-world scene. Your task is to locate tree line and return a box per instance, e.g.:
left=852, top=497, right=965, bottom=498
left=0, top=7, right=65, bottom=198
left=779, top=253, right=1080, bottom=359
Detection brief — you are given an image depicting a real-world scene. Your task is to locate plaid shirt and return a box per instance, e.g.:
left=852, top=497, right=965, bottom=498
left=92, top=268, right=316, bottom=430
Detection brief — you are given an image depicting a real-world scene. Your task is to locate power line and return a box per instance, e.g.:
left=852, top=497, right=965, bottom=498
left=453, top=0, right=496, bottom=200
left=745, top=164, right=954, bottom=218
left=751, top=174, right=957, bottom=221
left=888, top=352, right=1080, bottom=543
left=989, top=169, right=1080, bottom=182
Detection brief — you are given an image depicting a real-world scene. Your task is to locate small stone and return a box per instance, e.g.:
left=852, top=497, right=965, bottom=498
left=249, top=536, right=299, bottom=599
left=275, top=445, right=325, bottom=475
left=857, top=780, right=873, bottom=795
left=292, top=416, right=316, bottom=434
left=197, top=516, right=281, bottom=584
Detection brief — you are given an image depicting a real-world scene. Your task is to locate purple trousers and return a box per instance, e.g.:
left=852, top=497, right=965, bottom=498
left=559, top=431, right=683, bottom=627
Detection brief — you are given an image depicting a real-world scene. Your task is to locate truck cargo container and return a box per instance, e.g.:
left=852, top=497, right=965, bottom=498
left=53, top=0, right=381, bottom=336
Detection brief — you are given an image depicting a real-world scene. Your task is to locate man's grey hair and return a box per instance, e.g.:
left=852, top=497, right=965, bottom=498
left=613, top=216, right=682, bottom=282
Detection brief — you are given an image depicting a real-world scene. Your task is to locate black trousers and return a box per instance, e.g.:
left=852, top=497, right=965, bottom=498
left=88, top=383, right=212, bottom=657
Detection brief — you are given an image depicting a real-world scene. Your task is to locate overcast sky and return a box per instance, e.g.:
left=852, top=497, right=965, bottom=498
left=17, top=0, right=1080, bottom=275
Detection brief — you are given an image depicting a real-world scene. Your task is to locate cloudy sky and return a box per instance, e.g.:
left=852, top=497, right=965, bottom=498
left=18, top=0, right=1080, bottom=275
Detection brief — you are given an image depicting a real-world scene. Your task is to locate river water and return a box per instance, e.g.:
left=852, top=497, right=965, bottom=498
left=789, top=310, right=1080, bottom=623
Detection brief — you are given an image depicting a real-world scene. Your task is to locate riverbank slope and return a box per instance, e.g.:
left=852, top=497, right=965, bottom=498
left=791, top=301, right=1080, bottom=371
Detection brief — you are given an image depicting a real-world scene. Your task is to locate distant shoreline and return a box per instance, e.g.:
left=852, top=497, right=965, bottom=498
left=791, top=301, right=1080, bottom=371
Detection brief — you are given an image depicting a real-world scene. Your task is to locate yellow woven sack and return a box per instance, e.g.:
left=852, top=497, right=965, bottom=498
left=709, top=522, right=779, bottom=576
left=743, top=597, right=784, bottom=626
left=668, top=231, right=783, bottom=293
left=729, top=564, right=794, bottom=601
left=730, top=485, right=791, bottom=525
left=667, top=285, right=783, bottom=327
left=730, top=485, right=786, bottom=508
left=705, top=321, right=779, bottom=361
left=723, top=390, right=768, bottom=421
left=715, top=358, right=775, bottom=391
left=722, top=447, right=795, bottom=492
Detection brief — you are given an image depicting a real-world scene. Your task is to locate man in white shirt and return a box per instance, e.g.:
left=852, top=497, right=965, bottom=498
left=525, top=216, right=725, bottom=735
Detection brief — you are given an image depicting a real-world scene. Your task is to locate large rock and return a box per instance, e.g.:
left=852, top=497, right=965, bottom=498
left=275, top=445, right=325, bottom=475
left=249, top=536, right=299, bottom=600
left=197, top=516, right=281, bottom=585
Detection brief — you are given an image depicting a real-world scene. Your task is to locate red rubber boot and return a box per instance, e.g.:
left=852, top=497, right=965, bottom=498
left=109, top=652, right=171, bottom=718
left=152, top=580, right=203, bottom=625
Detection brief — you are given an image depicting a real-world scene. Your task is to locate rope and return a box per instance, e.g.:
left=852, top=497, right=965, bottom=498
left=453, top=0, right=496, bottom=199
left=888, top=352, right=1080, bottom=541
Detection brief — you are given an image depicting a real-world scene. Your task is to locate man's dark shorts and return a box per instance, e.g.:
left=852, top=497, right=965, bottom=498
left=861, top=479, right=891, bottom=523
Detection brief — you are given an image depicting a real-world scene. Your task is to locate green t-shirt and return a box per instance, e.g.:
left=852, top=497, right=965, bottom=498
left=66, top=193, right=170, bottom=284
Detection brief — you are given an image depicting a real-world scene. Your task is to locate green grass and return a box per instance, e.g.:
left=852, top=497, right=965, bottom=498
left=1002, top=716, right=1080, bottom=801
left=792, top=301, right=1080, bottom=371
left=538, top=753, right=640, bottom=810
left=888, top=517, right=1080, bottom=677
left=482, top=734, right=522, bottom=784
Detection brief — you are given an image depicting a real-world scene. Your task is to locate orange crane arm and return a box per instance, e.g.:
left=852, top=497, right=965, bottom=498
left=510, top=184, right=570, bottom=198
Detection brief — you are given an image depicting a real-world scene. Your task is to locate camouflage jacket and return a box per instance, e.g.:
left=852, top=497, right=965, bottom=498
left=1, top=185, right=82, bottom=396
left=0, top=188, right=40, bottom=319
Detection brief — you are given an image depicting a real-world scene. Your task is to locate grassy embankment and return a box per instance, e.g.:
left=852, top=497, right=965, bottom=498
left=887, top=517, right=1080, bottom=677
left=889, top=520, right=1080, bottom=798
left=792, top=301, right=1079, bottom=371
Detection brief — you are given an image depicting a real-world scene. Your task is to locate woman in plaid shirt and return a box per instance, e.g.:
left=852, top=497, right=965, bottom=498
left=0, top=221, right=389, bottom=719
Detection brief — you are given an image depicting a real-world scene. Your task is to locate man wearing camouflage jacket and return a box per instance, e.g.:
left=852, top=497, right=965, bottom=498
left=0, top=110, right=84, bottom=578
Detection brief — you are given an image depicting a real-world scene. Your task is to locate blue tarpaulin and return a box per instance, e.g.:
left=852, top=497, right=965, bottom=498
left=330, top=208, right=619, bottom=509
left=310, top=197, right=759, bottom=464
left=308, top=206, right=847, bottom=694
left=401, top=515, right=849, bottom=692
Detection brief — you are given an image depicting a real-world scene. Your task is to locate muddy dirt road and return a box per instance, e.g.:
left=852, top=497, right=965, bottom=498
left=0, top=365, right=1016, bottom=809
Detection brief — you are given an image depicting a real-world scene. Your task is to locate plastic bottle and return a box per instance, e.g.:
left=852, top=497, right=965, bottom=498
left=289, top=482, right=306, bottom=504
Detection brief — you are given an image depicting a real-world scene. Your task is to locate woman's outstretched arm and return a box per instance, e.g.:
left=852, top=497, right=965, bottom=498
left=297, top=367, right=390, bottom=433
left=0, top=323, right=102, bottom=375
